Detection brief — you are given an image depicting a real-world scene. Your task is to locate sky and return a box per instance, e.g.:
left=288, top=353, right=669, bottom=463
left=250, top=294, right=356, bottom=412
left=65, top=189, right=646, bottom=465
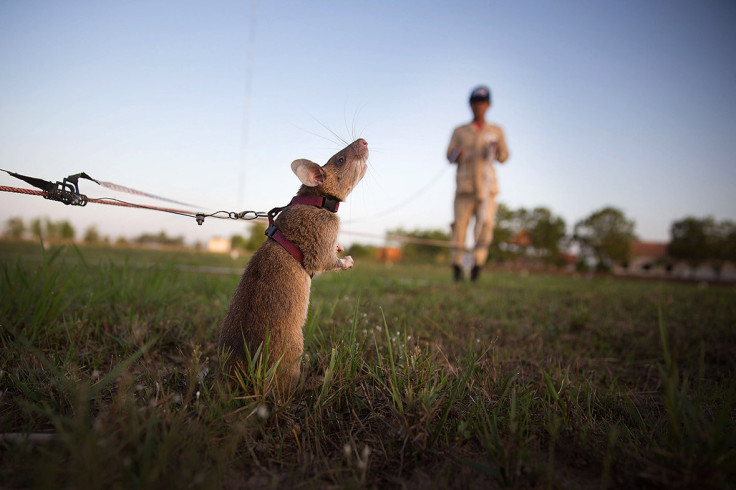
left=1, top=0, right=735, bottom=248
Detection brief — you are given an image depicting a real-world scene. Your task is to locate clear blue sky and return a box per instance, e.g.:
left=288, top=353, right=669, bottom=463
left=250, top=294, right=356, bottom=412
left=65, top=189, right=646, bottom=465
left=1, top=0, right=735, bottom=247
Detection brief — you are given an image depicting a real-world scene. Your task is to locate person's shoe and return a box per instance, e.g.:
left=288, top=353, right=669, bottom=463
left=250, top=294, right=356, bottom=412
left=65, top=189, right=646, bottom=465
left=453, top=265, right=463, bottom=282
left=470, top=265, right=481, bottom=282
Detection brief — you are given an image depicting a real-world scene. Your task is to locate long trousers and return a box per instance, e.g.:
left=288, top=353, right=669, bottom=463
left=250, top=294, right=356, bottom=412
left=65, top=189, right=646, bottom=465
left=451, top=193, right=497, bottom=267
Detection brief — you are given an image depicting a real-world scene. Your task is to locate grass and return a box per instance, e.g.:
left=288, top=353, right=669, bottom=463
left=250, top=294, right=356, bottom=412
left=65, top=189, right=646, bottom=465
left=1, top=239, right=734, bottom=488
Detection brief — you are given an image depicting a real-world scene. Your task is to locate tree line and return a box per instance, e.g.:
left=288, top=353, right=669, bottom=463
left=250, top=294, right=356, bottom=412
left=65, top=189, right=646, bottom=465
left=668, top=216, right=736, bottom=276
left=3, top=216, right=185, bottom=247
left=5, top=210, right=736, bottom=274
left=379, top=205, right=736, bottom=274
left=384, top=205, right=630, bottom=269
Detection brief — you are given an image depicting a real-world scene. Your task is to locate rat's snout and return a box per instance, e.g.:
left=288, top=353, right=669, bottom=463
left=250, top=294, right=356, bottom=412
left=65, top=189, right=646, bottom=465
left=351, top=139, right=369, bottom=175
left=351, top=138, right=369, bottom=158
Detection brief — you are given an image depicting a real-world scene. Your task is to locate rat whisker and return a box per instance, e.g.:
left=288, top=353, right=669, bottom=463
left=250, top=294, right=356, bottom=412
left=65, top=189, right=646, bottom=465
left=315, top=118, right=349, bottom=148
left=291, top=122, right=342, bottom=147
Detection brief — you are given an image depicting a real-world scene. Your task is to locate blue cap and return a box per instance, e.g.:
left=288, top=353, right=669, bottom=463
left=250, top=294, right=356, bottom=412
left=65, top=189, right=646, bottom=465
left=469, top=85, right=491, bottom=103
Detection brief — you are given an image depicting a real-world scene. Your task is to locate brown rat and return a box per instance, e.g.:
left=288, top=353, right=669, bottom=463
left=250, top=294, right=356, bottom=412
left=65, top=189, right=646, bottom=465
left=218, top=138, right=368, bottom=392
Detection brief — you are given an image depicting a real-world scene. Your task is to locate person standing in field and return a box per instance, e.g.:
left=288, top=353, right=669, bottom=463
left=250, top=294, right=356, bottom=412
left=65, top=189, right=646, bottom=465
left=446, top=85, right=510, bottom=282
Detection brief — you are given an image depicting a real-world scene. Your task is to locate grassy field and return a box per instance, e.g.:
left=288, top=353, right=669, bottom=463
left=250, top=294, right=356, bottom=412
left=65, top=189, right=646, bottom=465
left=1, top=240, right=734, bottom=489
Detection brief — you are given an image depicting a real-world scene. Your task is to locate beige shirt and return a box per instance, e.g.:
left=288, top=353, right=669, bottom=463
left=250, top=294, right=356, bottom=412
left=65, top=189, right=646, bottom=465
left=447, top=121, right=509, bottom=198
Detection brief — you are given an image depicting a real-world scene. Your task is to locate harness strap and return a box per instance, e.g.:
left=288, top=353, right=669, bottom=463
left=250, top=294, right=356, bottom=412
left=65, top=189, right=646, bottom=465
left=265, top=195, right=341, bottom=270
left=265, top=225, right=304, bottom=264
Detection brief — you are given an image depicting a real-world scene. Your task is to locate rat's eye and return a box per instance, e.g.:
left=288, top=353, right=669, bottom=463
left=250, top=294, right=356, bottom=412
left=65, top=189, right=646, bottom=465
left=337, top=156, right=345, bottom=165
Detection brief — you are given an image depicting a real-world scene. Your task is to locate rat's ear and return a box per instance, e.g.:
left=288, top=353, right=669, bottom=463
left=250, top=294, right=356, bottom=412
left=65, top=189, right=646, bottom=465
left=291, top=159, right=326, bottom=187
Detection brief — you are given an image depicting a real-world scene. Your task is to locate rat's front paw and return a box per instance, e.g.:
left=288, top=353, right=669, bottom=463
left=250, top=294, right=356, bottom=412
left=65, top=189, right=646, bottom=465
left=337, top=243, right=344, bottom=253
left=341, top=255, right=354, bottom=270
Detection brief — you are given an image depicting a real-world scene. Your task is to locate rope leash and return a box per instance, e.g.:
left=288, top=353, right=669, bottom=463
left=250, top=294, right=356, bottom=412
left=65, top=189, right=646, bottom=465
left=2, top=169, right=465, bottom=249
left=0, top=170, right=268, bottom=224
left=0, top=186, right=47, bottom=198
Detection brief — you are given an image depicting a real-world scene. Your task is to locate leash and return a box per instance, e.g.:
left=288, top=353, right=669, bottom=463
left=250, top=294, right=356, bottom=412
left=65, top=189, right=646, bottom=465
left=2, top=168, right=463, bottom=251
left=265, top=195, right=340, bottom=270
left=1, top=168, right=268, bottom=224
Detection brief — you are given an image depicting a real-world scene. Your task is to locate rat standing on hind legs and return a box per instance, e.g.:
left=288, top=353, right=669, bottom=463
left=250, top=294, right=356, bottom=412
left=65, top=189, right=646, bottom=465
left=219, top=138, right=369, bottom=392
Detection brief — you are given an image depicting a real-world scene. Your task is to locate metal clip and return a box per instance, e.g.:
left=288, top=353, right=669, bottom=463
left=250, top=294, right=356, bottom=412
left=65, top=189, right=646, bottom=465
left=45, top=174, right=88, bottom=206
left=265, top=224, right=278, bottom=238
left=323, top=196, right=339, bottom=212
left=196, top=213, right=205, bottom=225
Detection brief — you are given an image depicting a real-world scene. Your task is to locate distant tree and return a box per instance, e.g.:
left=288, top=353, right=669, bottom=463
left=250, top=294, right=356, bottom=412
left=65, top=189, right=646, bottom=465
left=346, top=243, right=377, bottom=259
left=231, top=234, right=247, bottom=250
left=573, top=206, right=636, bottom=272
left=712, top=220, right=736, bottom=278
left=134, top=230, right=184, bottom=246
left=29, top=217, right=64, bottom=241
left=671, top=217, right=736, bottom=279
left=4, top=217, right=26, bottom=239
left=59, top=221, right=75, bottom=241
left=525, top=207, right=567, bottom=265
left=667, top=216, right=714, bottom=273
left=490, top=204, right=567, bottom=265
left=721, top=221, right=736, bottom=264
left=245, top=222, right=268, bottom=251
left=44, top=218, right=60, bottom=240
left=510, top=207, right=534, bottom=256
left=162, top=232, right=184, bottom=246
left=84, top=225, right=101, bottom=244
left=489, top=203, right=515, bottom=261
left=30, top=218, right=43, bottom=239
left=387, top=228, right=450, bottom=262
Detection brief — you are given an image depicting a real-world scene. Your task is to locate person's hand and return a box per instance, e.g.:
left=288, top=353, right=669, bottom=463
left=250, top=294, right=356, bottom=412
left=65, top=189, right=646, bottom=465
left=449, top=148, right=463, bottom=163
left=487, top=143, right=497, bottom=160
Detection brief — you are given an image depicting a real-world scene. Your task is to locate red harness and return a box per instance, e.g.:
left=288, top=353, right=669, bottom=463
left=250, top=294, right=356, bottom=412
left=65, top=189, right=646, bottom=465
left=265, top=195, right=340, bottom=269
